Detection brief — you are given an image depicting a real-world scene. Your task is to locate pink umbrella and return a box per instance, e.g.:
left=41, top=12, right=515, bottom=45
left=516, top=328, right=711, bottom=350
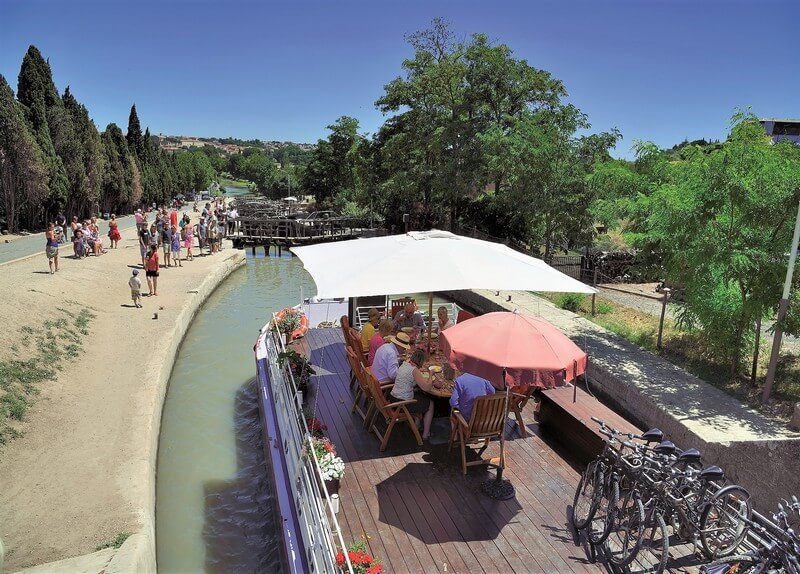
left=439, top=311, right=588, bottom=389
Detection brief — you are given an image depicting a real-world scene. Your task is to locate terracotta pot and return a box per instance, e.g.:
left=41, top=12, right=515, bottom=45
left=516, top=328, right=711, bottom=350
left=324, top=478, right=340, bottom=495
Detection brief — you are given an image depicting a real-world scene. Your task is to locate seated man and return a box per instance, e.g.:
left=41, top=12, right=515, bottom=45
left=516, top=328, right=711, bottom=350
left=360, top=308, right=381, bottom=352
left=370, top=331, right=411, bottom=383
left=437, top=306, right=453, bottom=331
left=449, top=372, right=496, bottom=421
left=393, top=301, right=425, bottom=331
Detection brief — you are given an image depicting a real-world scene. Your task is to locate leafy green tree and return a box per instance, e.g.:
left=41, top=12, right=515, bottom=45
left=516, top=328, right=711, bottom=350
left=618, top=114, right=800, bottom=375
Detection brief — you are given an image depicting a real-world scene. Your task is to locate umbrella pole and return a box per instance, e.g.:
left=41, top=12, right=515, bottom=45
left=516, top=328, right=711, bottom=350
left=427, top=292, right=433, bottom=353
left=482, top=367, right=515, bottom=501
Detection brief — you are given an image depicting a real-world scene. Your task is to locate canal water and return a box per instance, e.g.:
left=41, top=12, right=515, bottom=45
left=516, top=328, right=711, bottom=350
left=155, top=252, right=313, bottom=573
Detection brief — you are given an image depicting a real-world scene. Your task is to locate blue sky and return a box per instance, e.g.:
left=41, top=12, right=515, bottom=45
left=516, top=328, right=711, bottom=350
left=1, top=0, right=797, bottom=158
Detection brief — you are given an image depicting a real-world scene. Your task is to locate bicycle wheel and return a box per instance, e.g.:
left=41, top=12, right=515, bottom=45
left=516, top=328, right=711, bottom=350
left=700, top=554, right=759, bottom=574
left=699, top=485, right=753, bottom=559
left=573, top=460, right=602, bottom=529
left=588, top=473, right=618, bottom=544
left=627, top=511, right=669, bottom=574
left=604, top=487, right=645, bottom=566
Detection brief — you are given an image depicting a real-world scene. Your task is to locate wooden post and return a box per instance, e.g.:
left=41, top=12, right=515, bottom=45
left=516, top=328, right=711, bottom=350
left=251, top=245, right=256, bottom=256
left=751, top=316, right=762, bottom=386
left=656, top=288, right=671, bottom=351
left=591, top=267, right=598, bottom=316
left=427, top=292, right=434, bottom=353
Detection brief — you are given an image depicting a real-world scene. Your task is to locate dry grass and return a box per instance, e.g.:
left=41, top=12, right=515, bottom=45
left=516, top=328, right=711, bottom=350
left=541, top=293, right=800, bottom=420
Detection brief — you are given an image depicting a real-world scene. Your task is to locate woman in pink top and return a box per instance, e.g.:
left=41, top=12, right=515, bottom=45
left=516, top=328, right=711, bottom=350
left=368, top=319, right=393, bottom=365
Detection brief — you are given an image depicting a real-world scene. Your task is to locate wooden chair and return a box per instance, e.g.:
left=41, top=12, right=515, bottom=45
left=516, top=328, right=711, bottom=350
left=456, top=309, right=475, bottom=324
left=367, top=369, right=422, bottom=451
left=340, top=315, right=351, bottom=343
left=507, top=385, right=536, bottom=438
left=449, top=393, right=508, bottom=474
left=345, top=346, right=371, bottom=422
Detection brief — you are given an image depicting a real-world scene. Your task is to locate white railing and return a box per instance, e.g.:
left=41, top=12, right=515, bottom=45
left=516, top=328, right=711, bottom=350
left=257, top=318, right=353, bottom=574
left=354, top=301, right=459, bottom=329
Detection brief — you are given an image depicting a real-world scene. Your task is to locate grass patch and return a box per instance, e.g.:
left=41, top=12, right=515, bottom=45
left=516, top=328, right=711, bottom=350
left=95, top=532, right=131, bottom=551
left=0, top=306, right=94, bottom=444
left=538, top=293, right=800, bottom=418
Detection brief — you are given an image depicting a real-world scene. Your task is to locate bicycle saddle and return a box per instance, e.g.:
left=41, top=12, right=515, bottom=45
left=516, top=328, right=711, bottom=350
left=641, top=428, right=664, bottom=443
left=678, top=448, right=701, bottom=462
left=654, top=440, right=676, bottom=455
left=700, top=466, right=725, bottom=481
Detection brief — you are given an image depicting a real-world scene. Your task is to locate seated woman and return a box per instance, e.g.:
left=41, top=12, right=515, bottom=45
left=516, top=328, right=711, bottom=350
left=390, top=349, right=435, bottom=441
left=437, top=306, right=453, bottom=331
left=368, top=318, right=393, bottom=366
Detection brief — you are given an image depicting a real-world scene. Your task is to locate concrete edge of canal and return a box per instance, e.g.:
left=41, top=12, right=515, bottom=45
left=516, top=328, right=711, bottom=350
left=14, top=251, right=247, bottom=574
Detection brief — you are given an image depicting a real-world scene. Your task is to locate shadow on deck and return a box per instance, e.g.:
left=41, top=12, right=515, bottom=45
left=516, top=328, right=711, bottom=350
left=294, top=328, right=701, bottom=574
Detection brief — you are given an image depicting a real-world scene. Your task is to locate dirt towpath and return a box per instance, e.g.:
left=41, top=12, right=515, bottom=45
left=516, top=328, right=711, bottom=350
left=0, top=219, right=243, bottom=571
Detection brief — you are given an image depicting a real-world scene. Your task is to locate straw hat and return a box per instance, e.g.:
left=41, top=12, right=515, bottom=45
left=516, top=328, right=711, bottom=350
left=387, top=331, right=412, bottom=349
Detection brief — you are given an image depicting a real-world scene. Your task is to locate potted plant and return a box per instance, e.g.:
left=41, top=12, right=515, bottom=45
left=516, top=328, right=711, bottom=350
left=335, top=539, right=383, bottom=574
left=276, top=308, right=302, bottom=345
left=278, top=349, right=315, bottom=392
left=304, top=436, right=345, bottom=495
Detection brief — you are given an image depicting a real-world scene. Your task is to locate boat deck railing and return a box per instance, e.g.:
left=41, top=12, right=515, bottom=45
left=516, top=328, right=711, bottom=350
left=255, top=319, right=353, bottom=574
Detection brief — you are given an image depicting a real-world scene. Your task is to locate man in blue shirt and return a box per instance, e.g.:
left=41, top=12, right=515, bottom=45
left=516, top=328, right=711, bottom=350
left=449, top=372, right=496, bottom=421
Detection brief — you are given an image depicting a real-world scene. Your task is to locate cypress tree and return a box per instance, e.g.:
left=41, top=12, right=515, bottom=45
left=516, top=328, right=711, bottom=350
left=0, top=74, right=48, bottom=232
left=126, top=104, right=144, bottom=158
left=16, top=45, right=68, bottom=224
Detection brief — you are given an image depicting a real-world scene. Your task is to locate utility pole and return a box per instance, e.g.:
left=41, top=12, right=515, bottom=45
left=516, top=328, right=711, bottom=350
left=762, top=197, right=800, bottom=403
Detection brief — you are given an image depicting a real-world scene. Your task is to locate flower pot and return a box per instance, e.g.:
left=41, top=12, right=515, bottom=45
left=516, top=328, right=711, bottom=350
left=324, top=478, right=341, bottom=495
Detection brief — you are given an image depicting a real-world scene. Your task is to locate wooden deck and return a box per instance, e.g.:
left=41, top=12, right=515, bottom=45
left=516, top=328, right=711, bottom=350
left=293, top=328, right=703, bottom=574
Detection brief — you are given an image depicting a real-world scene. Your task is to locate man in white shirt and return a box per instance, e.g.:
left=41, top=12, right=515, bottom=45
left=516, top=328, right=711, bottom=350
left=371, top=331, right=411, bottom=383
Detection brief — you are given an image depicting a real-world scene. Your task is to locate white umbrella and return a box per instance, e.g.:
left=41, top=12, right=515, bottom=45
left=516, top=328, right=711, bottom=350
left=290, top=229, right=595, bottom=298
left=284, top=196, right=298, bottom=202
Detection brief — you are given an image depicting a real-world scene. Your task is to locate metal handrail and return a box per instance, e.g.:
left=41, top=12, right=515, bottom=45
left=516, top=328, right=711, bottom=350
left=258, top=316, right=354, bottom=573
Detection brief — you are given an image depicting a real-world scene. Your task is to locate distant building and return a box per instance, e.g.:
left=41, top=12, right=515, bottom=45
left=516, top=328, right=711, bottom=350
left=760, top=118, right=800, bottom=145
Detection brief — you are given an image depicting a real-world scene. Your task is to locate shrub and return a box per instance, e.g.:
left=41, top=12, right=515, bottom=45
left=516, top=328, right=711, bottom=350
left=596, top=301, right=613, bottom=315
left=556, top=293, right=585, bottom=313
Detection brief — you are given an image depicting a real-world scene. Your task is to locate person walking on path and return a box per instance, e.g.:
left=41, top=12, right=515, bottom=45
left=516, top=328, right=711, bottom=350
left=170, top=225, right=182, bottom=267
left=108, top=214, right=122, bottom=248
left=129, top=269, right=142, bottom=308
left=55, top=212, right=66, bottom=243
left=145, top=245, right=159, bottom=296
left=161, top=223, right=172, bottom=268
left=182, top=218, right=194, bottom=261
left=139, top=224, right=152, bottom=269
left=45, top=223, right=59, bottom=274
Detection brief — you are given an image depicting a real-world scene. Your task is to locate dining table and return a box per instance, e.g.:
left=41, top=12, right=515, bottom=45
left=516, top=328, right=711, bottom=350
left=397, top=329, right=456, bottom=398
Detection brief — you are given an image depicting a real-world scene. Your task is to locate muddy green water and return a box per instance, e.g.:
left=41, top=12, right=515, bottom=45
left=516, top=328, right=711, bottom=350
left=155, top=253, right=313, bottom=573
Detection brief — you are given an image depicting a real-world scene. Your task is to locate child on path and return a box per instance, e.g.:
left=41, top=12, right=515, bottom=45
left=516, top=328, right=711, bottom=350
left=129, top=269, right=142, bottom=308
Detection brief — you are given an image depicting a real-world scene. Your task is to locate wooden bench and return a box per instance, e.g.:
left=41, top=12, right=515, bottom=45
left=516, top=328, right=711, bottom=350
left=538, top=385, right=641, bottom=464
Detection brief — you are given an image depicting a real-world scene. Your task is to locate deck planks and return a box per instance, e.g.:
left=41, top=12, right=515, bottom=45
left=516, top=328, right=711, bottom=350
left=295, top=328, right=699, bottom=574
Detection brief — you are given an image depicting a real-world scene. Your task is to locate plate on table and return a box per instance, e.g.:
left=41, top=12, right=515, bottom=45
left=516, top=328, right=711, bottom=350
left=429, top=332, right=439, bottom=340
left=428, top=365, right=442, bottom=373
left=401, top=327, right=414, bottom=333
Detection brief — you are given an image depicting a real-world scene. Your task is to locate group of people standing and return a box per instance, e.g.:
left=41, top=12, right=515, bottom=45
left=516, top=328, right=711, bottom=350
left=44, top=213, right=119, bottom=274
left=131, top=201, right=228, bottom=302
